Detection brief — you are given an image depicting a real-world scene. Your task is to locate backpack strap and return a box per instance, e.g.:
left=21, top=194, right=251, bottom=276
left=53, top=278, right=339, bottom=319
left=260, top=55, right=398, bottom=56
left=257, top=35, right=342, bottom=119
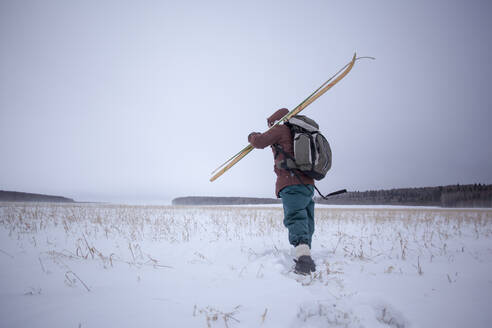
left=273, top=144, right=297, bottom=170
left=273, top=145, right=346, bottom=200
left=273, top=144, right=282, bottom=160
left=273, top=144, right=291, bottom=160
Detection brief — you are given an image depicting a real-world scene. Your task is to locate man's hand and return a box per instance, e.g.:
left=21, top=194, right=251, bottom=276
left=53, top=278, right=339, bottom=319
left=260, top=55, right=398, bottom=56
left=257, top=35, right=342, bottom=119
left=248, top=132, right=261, bottom=143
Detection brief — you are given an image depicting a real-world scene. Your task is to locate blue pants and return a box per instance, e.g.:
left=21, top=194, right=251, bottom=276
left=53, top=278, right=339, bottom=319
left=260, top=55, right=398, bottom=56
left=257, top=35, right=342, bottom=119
left=279, top=184, right=315, bottom=248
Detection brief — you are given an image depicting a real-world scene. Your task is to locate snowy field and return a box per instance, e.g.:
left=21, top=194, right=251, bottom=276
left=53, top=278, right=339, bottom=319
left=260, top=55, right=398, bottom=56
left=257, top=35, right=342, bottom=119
left=1, top=202, right=491, bottom=328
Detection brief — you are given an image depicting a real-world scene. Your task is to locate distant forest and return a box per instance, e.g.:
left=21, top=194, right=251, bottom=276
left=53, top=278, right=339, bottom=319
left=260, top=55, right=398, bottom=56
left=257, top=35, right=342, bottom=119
left=316, top=184, right=492, bottom=207
left=0, top=190, right=74, bottom=203
left=173, top=184, right=492, bottom=208
left=172, top=196, right=281, bottom=206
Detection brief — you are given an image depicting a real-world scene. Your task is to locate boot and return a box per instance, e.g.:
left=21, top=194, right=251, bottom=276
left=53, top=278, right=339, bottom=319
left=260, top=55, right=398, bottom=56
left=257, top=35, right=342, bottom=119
left=294, top=255, right=316, bottom=275
left=293, top=244, right=316, bottom=275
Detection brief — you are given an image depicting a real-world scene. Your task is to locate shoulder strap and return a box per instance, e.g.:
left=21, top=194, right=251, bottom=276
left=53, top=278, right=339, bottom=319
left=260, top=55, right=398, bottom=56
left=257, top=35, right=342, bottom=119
left=273, top=144, right=294, bottom=161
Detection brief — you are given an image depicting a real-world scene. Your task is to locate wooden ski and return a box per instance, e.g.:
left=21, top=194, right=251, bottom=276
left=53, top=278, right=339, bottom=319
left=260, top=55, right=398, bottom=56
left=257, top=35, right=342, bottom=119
left=210, top=53, right=359, bottom=182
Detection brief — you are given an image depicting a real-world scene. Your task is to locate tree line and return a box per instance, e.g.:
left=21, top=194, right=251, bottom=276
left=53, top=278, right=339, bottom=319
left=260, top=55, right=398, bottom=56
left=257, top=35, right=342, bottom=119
left=316, top=184, right=492, bottom=208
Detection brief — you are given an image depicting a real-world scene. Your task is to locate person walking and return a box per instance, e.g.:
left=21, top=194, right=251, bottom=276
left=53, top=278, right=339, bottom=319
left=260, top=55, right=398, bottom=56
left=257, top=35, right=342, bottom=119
left=248, top=108, right=317, bottom=275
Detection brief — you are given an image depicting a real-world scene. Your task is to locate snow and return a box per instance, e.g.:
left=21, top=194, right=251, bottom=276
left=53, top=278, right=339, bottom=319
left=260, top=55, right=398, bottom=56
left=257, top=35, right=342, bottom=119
left=1, top=202, right=491, bottom=327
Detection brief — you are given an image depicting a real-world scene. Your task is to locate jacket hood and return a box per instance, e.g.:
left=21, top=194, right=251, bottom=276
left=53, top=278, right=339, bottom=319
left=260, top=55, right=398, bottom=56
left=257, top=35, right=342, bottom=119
left=267, top=108, right=289, bottom=125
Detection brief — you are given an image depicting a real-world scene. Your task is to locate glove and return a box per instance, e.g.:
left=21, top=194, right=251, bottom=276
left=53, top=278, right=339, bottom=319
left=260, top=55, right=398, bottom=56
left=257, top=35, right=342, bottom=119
left=248, top=132, right=261, bottom=143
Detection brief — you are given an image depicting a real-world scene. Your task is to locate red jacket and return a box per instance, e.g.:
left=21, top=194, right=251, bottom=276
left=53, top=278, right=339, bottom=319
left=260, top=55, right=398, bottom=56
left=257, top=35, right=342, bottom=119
left=248, top=108, right=314, bottom=197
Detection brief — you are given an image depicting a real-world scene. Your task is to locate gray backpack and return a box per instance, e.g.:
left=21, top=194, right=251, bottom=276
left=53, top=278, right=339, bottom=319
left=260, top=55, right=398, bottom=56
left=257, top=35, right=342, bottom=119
left=275, top=115, right=332, bottom=181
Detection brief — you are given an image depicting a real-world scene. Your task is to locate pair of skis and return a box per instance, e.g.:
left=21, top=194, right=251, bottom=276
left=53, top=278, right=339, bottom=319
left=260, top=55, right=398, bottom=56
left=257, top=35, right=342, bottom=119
left=210, top=53, right=372, bottom=182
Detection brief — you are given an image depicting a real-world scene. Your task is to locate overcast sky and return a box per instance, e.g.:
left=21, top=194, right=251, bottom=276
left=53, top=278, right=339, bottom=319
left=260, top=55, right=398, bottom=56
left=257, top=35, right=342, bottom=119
left=1, top=0, right=491, bottom=203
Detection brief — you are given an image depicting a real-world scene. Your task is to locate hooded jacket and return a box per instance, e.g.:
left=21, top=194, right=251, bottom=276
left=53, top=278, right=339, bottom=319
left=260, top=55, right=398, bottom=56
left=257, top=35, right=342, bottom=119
left=248, top=108, right=314, bottom=197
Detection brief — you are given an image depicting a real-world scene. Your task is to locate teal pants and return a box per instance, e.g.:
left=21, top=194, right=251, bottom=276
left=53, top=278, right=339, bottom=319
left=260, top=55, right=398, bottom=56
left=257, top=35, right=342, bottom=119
left=279, top=184, right=315, bottom=248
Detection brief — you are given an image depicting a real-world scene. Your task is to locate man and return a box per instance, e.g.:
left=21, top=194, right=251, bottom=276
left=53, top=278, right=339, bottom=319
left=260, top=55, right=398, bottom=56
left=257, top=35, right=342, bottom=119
left=248, top=108, right=316, bottom=275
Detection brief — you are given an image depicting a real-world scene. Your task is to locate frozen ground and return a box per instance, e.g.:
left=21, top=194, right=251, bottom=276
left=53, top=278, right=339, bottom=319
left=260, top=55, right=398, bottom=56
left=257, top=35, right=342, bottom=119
left=0, top=202, right=491, bottom=328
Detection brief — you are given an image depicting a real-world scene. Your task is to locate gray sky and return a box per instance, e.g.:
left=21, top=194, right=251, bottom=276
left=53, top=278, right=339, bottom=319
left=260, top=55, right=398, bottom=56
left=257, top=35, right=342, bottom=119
left=1, top=0, right=491, bottom=203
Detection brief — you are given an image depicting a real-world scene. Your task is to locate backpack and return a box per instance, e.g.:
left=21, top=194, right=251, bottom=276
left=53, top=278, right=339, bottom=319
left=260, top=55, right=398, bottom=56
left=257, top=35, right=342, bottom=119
left=275, top=115, right=332, bottom=181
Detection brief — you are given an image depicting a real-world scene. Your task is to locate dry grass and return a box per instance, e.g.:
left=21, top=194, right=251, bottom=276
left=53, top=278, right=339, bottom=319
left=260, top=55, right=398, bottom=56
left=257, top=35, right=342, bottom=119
left=193, top=304, right=241, bottom=328
left=0, top=202, right=491, bottom=277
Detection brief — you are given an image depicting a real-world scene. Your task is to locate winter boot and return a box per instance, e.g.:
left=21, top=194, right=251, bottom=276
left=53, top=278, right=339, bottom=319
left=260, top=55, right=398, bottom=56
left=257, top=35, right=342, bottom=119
left=293, top=244, right=316, bottom=275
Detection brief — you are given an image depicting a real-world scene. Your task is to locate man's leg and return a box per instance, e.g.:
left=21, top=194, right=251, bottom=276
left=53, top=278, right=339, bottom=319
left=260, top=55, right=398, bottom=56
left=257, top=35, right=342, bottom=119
left=280, top=184, right=316, bottom=274
left=279, top=184, right=314, bottom=247
left=306, top=197, right=315, bottom=244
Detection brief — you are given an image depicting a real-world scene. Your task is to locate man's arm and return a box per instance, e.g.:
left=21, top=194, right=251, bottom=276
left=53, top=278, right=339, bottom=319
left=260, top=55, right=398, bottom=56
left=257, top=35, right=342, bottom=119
left=248, top=126, right=282, bottom=149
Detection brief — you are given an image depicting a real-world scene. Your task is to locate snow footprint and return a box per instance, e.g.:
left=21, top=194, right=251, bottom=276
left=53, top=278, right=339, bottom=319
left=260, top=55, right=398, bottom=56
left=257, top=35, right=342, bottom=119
left=373, top=303, right=408, bottom=328
left=294, top=300, right=361, bottom=328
